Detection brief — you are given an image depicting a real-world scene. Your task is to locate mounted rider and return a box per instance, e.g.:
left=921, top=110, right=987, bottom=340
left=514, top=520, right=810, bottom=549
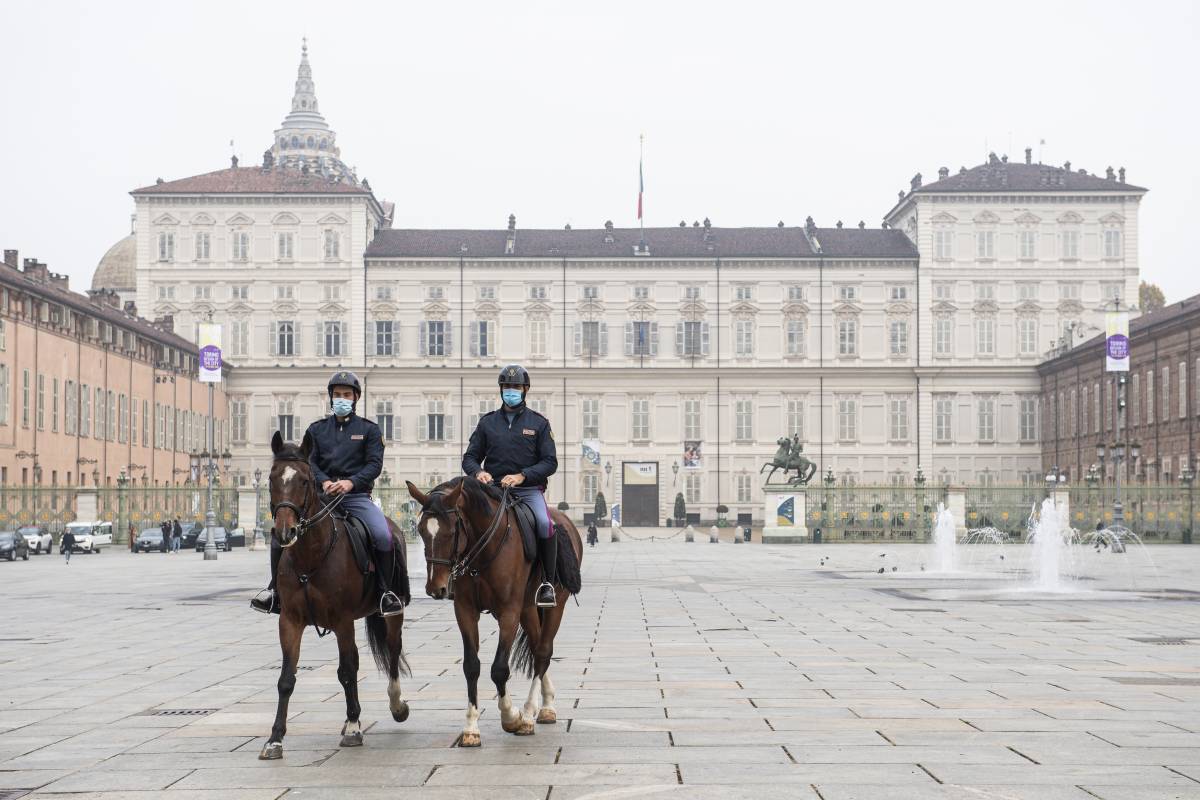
left=251, top=370, right=407, bottom=617
left=462, top=364, right=560, bottom=608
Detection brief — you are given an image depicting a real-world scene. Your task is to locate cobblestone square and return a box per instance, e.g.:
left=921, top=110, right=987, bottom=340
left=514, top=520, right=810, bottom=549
left=1, top=539, right=1199, bottom=799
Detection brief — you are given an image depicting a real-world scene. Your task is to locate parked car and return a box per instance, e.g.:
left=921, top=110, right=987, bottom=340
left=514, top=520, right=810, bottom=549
left=134, top=528, right=167, bottom=553
left=62, top=521, right=113, bottom=553
left=193, top=527, right=233, bottom=552
left=0, top=531, right=30, bottom=561
left=18, top=525, right=53, bottom=554
left=182, top=522, right=204, bottom=549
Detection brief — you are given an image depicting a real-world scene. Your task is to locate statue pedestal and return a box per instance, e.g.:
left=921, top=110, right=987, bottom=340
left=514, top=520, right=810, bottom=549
left=761, top=485, right=808, bottom=543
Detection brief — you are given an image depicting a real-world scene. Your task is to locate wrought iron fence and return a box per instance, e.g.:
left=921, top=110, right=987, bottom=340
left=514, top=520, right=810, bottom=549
left=806, top=485, right=947, bottom=542
left=1069, top=485, right=1198, bottom=542
left=0, top=485, right=78, bottom=531
left=963, top=486, right=1042, bottom=538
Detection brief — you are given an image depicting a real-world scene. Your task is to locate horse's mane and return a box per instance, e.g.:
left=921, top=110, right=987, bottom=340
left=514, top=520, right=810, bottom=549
left=273, top=442, right=309, bottom=464
left=431, top=476, right=504, bottom=510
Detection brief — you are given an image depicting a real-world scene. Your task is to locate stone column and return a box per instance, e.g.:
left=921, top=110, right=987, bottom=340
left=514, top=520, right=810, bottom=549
left=947, top=486, right=967, bottom=539
left=761, top=486, right=808, bottom=543
left=75, top=489, right=98, bottom=524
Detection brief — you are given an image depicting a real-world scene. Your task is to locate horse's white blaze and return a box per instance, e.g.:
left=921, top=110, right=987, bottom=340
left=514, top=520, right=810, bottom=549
left=464, top=703, right=481, bottom=734
left=541, top=672, right=556, bottom=713
left=498, top=692, right=520, bottom=726
left=343, top=719, right=362, bottom=735
left=522, top=676, right=542, bottom=720
left=280, top=466, right=298, bottom=486
left=387, top=677, right=403, bottom=714
left=426, top=517, right=440, bottom=537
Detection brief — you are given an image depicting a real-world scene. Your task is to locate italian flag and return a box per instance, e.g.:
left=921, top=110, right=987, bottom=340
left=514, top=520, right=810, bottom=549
left=637, top=156, right=644, bottom=220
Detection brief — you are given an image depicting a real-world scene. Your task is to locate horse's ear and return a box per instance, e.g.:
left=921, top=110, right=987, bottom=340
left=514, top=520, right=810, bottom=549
left=445, top=480, right=463, bottom=507
left=271, top=430, right=283, bottom=455
left=299, top=430, right=314, bottom=460
left=405, top=480, right=428, bottom=506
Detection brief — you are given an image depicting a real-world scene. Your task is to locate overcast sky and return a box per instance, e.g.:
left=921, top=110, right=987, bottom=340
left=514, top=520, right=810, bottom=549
left=1, top=0, right=1197, bottom=301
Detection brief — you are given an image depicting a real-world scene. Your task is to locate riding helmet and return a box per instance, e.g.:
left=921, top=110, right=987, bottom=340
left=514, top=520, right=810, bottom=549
left=327, top=370, right=362, bottom=399
left=498, top=364, right=530, bottom=388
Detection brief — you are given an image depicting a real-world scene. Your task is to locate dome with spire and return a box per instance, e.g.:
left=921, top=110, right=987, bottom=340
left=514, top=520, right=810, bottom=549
left=269, top=39, right=355, bottom=181
left=91, top=233, right=136, bottom=293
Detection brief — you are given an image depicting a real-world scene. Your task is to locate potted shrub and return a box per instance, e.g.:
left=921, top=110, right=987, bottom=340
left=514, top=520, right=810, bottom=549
left=594, top=492, right=607, bottom=528
left=716, top=504, right=729, bottom=527
left=673, top=493, right=687, bottom=528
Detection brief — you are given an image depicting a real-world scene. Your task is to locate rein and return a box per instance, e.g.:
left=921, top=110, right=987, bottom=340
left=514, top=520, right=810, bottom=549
left=426, top=485, right=515, bottom=581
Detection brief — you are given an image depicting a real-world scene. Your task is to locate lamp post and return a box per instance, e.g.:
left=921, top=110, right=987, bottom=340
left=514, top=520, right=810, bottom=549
left=116, top=469, right=130, bottom=546
left=191, top=449, right=219, bottom=561
left=604, top=460, right=612, bottom=486
left=1096, top=441, right=1139, bottom=527
left=671, top=460, right=680, bottom=486
left=1181, top=459, right=1195, bottom=545
left=252, top=467, right=266, bottom=551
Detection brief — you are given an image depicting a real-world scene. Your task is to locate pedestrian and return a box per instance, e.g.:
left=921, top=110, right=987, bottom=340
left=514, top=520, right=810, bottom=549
left=587, top=522, right=598, bottom=547
left=172, top=518, right=183, bottom=553
left=161, top=520, right=171, bottom=553
left=62, top=527, right=75, bottom=564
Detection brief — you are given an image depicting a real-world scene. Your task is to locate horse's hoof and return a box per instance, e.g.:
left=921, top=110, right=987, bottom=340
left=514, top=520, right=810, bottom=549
left=514, top=718, right=535, bottom=736
left=340, top=732, right=363, bottom=747
left=501, top=716, right=522, bottom=734
left=258, top=742, right=283, bottom=760
left=391, top=702, right=410, bottom=723
left=459, top=731, right=481, bottom=747
left=536, top=708, right=557, bottom=724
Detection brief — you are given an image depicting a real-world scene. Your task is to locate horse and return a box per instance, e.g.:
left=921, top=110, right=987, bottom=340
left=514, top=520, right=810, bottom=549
left=259, top=430, right=411, bottom=760
left=760, top=436, right=818, bottom=485
left=406, top=476, right=582, bottom=747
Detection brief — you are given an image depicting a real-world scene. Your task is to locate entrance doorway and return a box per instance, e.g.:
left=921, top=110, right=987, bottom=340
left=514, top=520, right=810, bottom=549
left=621, top=462, right=660, bottom=527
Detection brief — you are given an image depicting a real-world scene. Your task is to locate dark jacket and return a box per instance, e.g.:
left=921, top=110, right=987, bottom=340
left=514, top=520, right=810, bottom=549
left=62, top=531, right=76, bottom=548
left=462, top=405, right=557, bottom=489
left=306, top=412, right=384, bottom=494
left=172, top=520, right=182, bottom=537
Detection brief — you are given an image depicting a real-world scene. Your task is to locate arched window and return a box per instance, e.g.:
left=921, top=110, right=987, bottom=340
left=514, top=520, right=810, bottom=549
left=279, top=137, right=287, bottom=149
left=319, top=138, right=327, bottom=150
left=307, top=136, right=315, bottom=148
left=291, top=136, right=300, bottom=148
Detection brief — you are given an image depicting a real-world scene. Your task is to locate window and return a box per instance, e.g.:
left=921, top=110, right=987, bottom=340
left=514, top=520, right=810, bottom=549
left=975, top=317, right=995, bottom=356
left=935, top=396, right=953, bottom=442
left=275, top=321, right=295, bottom=356
left=277, top=232, right=294, bottom=260
left=735, top=285, right=753, bottom=301
left=529, top=318, right=548, bottom=358
left=229, top=319, right=249, bottom=357
left=323, top=284, right=342, bottom=302
left=1180, top=361, right=1188, bottom=418
left=1103, top=283, right=1122, bottom=302
left=785, top=318, right=806, bottom=357
left=21, top=369, right=29, bottom=427
left=581, top=397, right=600, bottom=439
left=1022, top=395, right=1041, bottom=441
left=157, top=232, right=175, bottom=262
left=130, top=394, right=136, bottom=445
left=934, top=283, right=952, bottom=301
left=889, top=286, right=909, bottom=302
left=1060, top=230, right=1079, bottom=259
left=786, top=398, right=804, bottom=439
left=837, top=285, right=857, bottom=302
left=36, top=373, right=44, bottom=430
left=977, top=396, right=996, bottom=442
left=631, top=286, right=649, bottom=301
left=323, top=230, right=340, bottom=259
left=1018, top=317, right=1038, bottom=355
left=583, top=473, right=600, bottom=504
left=935, top=316, right=953, bottom=357
left=685, top=473, right=702, bottom=505
left=478, top=286, right=496, bottom=301
left=976, top=283, right=995, bottom=301
left=421, top=397, right=451, bottom=442
left=1104, top=229, right=1122, bottom=259
left=64, top=379, right=75, bottom=434
left=231, top=284, right=249, bottom=301
left=470, top=320, right=496, bottom=357
left=276, top=397, right=294, bottom=442
left=734, top=319, right=754, bottom=358
left=323, top=321, right=343, bottom=357
left=157, top=285, right=176, bottom=302
left=626, top=320, right=656, bottom=357
left=1162, top=366, right=1171, bottom=420
left=118, top=394, right=128, bottom=443
left=425, top=286, right=446, bottom=301
left=837, top=398, right=858, bottom=441
left=80, top=385, right=90, bottom=437
left=469, top=397, right=492, bottom=430
left=1059, top=283, right=1081, bottom=301
left=231, top=397, right=247, bottom=443
left=934, top=230, right=953, bottom=260
left=375, top=285, right=395, bottom=301
left=683, top=397, right=702, bottom=440
left=581, top=285, right=599, bottom=300
left=888, top=319, right=909, bottom=356
left=528, top=285, right=547, bottom=301
left=232, top=231, right=250, bottom=260
left=195, top=232, right=210, bottom=261
left=528, top=397, right=548, bottom=416
left=421, top=320, right=452, bottom=357
left=631, top=396, right=650, bottom=440
left=735, top=398, right=753, bottom=440
left=375, top=320, right=395, bottom=356
left=1146, top=370, right=1155, bottom=424
left=0, top=365, right=8, bottom=425
left=684, top=285, right=701, bottom=300
left=142, top=399, right=149, bottom=446
left=1019, top=230, right=1037, bottom=260
left=275, top=285, right=294, bottom=301
left=193, top=285, right=212, bottom=301
left=678, top=321, right=708, bottom=357
left=837, top=319, right=857, bottom=356
left=577, top=321, right=606, bottom=357
left=107, top=390, right=115, bottom=442
left=787, top=285, right=805, bottom=302
left=736, top=473, right=752, bottom=503
left=51, top=378, right=59, bottom=433
left=375, top=399, right=395, bottom=441
left=1017, top=283, right=1038, bottom=302
left=888, top=396, right=909, bottom=441
left=975, top=230, right=994, bottom=259
left=94, top=387, right=104, bottom=439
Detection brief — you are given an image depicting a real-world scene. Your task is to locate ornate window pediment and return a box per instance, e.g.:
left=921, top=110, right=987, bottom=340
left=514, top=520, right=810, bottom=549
left=317, top=213, right=348, bottom=226
left=1057, top=298, right=1084, bottom=315
left=833, top=302, right=860, bottom=316
left=680, top=299, right=707, bottom=317
left=973, top=299, right=999, bottom=314
left=525, top=300, right=553, bottom=316
left=319, top=301, right=346, bottom=316
left=153, top=302, right=179, bottom=317
left=423, top=300, right=450, bottom=316
left=226, top=301, right=254, bottom=316
left=1015, top=211, right=1041, bottom=225
left=1099, top=211, right=1125, bottom=225
left=931, top=300, right=958, bottom=314
left=973, top=210, right=1000, bottom=224
left=626, top=300, right=657, bottom=315
left=190, top=213, right=215, bottom=226
left=782, top=300, right=809, bottom=315
left=191, top=302, right=214, bottom=317
left=272, top=212, right=300, bottom=226
left=885, top=301, right=913, bottom=316
left=729, top=300, right=758, bottom=316
left=931, top=211, right=958, bottom=224
left=153, top=213, right=180, bottom=226
left=475, top=300, right=501, bottom=316
left=370, top=300, right=398, bottom=316
left=1057, top=211, right=1083, bottom=224
left=225, top=212, right=254, bottom=226
left=273, top=300, right=298, bottom=314
left=578, top=299, right=604, bottom=315
left=1014, top=300, right=1042, bottom=315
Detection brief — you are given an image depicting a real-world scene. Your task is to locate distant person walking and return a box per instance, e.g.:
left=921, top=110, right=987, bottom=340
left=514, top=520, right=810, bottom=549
left=62, top=528, right=75, bottom=564
left=172, top=518, right=183, bottom=553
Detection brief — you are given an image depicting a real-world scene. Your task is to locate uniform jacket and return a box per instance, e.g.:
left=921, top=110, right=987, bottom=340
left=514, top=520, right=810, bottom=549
left=306, top=412, right=385, bottom=494
left=462, top=404, right=557, bottom=489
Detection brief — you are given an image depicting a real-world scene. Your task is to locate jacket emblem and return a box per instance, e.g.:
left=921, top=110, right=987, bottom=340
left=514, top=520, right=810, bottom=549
left=351, top=434, right=364, bottom=440
left=522, top=428, right=535, bottom=436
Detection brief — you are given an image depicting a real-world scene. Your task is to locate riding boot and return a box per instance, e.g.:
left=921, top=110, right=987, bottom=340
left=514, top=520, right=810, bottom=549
left=250, top=543, right=281, bottom=614
left=373, top=547, right=406, bottom=617
left=535, top=534, right=558, bottom=608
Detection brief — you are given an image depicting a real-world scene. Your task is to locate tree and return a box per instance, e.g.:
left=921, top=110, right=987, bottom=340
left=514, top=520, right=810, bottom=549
left=673, top=493, right=687, bottom=523
left=593, top=492, right=607, bottom=522
left=1140, top=281, right=1166, bottom=314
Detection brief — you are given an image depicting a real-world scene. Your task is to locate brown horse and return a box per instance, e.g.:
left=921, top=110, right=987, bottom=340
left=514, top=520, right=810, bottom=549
left=260, top=431, right=410, bottom=760
left=406, top=477, right=582, bottom=747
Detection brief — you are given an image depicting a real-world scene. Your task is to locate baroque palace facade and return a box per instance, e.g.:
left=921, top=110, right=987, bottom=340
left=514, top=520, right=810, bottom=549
left=92, top=44, right=1147, bottom=525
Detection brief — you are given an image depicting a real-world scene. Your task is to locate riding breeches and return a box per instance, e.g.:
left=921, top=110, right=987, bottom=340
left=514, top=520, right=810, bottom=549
left=511, top=486, right=553, bottom=539
left=338, top=493, right=393, bottom=551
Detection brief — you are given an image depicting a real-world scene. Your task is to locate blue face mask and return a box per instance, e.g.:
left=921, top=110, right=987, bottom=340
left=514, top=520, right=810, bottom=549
left=331, top=398, right=354, bottom=417
left=501, top=389, right=524, bottom=408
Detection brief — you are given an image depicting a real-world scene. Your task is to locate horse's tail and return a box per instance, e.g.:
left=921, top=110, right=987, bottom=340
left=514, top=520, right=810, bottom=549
left=557, top=532, right=582, bottom=595
left=364, top=614, right=410, bottom=677
left=510, top=625, right=535, bottom=679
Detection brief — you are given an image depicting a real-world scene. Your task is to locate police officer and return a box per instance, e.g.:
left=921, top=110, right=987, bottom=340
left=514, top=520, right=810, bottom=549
left=463, top=364, right=559, bottom=607
left=251, top=371, right=407, bottom=617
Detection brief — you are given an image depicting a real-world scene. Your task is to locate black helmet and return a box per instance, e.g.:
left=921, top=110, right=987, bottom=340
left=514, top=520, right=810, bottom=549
left=327, top=370, right=362, bottom=398
left=498, top=364, right=530, bottom=388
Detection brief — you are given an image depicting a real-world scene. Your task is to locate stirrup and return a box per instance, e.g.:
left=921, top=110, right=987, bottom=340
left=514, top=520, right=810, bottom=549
left=378, top=591, right=405, bottom=618
left=535, top=582, right=557, bottom=608
left=250, top=589, right=277, bottom=615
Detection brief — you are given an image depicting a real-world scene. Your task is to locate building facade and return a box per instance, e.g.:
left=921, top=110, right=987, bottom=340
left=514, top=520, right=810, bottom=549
left=0, top=250, right=229, bottom=488
left=95, top=44, right=1149, bottom=525
left=1039, top=294, right=1200, bottom=485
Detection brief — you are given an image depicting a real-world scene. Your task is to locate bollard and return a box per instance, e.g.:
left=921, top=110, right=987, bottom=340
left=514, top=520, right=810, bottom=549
left=610, top=524, right=621, bottom=543
left=733, top=527, right=742, bottom=544
left=743, top=526, right=752, bottom=543
left=709, top=525, right=719, bottom=543
left=684, top=525, right=695, bottom=543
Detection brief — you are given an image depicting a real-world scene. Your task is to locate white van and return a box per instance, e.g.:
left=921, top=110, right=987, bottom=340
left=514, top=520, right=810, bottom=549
left=63, top=521, right=114, bottom=553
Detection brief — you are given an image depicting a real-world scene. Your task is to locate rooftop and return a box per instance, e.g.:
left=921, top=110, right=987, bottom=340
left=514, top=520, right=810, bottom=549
left=131, top=162, right=370, bottom=196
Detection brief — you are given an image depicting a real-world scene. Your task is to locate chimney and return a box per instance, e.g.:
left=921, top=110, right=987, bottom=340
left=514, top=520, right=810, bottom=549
left=910, top=173, right=922, bottom=190
left=153, top=314, right=175, bottom=334
left=805, top=216, right=817, bottom=236
left=129, top=213, right=136, bottom=234
left=777, top=221, right=785, bottom=228
left=231, top=154, right=239, bottom=168
left=858, top=220, right=865, bottom=229
left=1025, top=147, right=1032, bottom=164
left=959, top=166, right=967, bottom=175
left=123, top=301, right=138, bottom=316
left=505, top=214, right=517, bottom=254
left=3, top=249, right=16, bottom=269
left=22, top=258, right=48, bottom=283
left=702, top=217, right=713, bottom=242
left=604, top=220, right=615, bottom=243
left=1106, top=166, right=1115, bottom=180
left=836, top=220, right=843, bottom=229
left=49, top=273, right=70, bottom=292
left=1118, top=167, right=1126, bottom=183
left=988, top=152, right=999, bottom=165
left=937, top=166, right=949, bottom=179
left=262, top=149, right=275, bottom=169
left=1064, top=160, right=1071, bottom=172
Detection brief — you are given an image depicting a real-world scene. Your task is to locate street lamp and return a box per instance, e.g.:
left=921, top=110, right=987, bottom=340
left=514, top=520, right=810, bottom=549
left=604, top=460, right=612, bottom=486
left=823, top=465, right=836, bottom=487
left=379, top=468, right=390, bottom=487
left=671, top=460, right=680, bottom=486
left=91, top=468, right=100, bottom=487
left=16, top=450, right=39, bottom=485
left=251, top=467, right=267, bottom=551
left=1085, top=464, right=1100, bottom=488
left=914, top=466, right=926, bottom=487
left=1181, top=459, right=1196, bottom=545
left=197, top=447, right=219, bottom=561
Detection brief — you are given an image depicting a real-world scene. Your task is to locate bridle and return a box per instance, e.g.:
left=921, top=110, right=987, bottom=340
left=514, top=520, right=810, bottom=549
left=269, top=457, right=346, bottom=546
left=423, top=484, right=513, bottom=581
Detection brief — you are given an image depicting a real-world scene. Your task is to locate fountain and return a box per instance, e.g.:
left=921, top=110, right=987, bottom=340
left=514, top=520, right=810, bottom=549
left=931, top=502, right=957, bottom=572
left=1030, top=497, right=1072, bottom=591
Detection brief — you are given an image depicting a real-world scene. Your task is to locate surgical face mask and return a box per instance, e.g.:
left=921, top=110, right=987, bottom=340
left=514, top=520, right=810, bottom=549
left=332, top=398, right=354, bottom=417
left=501, top=389, right=524, bottom=408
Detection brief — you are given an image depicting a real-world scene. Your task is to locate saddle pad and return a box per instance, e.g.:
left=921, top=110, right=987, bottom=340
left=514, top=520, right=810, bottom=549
left=510, top=499, right=537, bottom=563
left=342, top=516, right=373, bottom=575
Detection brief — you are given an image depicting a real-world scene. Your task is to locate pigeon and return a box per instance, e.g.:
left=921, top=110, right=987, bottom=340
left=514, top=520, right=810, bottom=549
left=877, top=567, right=885, bottom=574
left=892, top=566, right=898, bottom=572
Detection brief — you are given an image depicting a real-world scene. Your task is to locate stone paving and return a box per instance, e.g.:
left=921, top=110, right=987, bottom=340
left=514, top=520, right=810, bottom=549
left=1, top=536, right=1199, bottom=799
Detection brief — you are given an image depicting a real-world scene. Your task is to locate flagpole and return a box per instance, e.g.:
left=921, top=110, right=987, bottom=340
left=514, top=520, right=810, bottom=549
left=638, top=133, right=645, bottom=246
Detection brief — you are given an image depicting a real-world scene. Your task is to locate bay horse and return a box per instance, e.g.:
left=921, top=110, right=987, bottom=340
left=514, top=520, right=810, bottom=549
left=406, top=477, right=582, bottom=747
left=260, top=430, right=410, bottom=760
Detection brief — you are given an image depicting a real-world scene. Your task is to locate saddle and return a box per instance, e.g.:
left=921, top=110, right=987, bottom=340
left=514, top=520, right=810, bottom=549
left=509, top=498, right=538, bottom=563
left=330, top=506, right=374, bottom=576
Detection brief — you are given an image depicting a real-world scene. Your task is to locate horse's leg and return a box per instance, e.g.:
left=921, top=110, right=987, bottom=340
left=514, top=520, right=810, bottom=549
left=529, top=602, right=566, bottom=724
left=455, top=600, right=483, bottom=748
left=494, top=608, right=531, bottom=735
left=385, top=616, right=409, bottom=723
left=335, top=622, right=363, bottom=747
left=259, top=613, right=303, bottom=760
